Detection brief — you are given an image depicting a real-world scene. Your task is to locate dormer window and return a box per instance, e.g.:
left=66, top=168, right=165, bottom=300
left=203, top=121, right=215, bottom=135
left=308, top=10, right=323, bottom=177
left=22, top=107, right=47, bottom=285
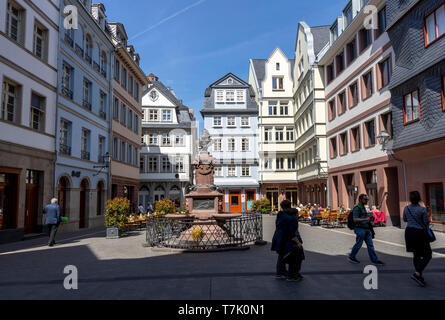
left=343, top=2, right=353, bottom=28
left=331, top=22, right=338, bottom=43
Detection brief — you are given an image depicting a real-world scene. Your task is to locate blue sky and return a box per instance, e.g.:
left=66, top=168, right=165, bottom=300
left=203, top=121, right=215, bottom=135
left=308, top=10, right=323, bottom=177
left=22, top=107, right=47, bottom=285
left=101, top=0, right=348, bottom=130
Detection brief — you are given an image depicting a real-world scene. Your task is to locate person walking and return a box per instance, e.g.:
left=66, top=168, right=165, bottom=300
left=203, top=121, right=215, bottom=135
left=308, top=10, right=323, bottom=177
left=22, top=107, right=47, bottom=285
left=348, top=194, right=384, bottom=265
left=404, top=191, right=434, bottom=287
left=138, top=203, right=145, bottom=215
left=43, top=198, right=62, bottom=247
left=271, top=200, right=304, bottom=282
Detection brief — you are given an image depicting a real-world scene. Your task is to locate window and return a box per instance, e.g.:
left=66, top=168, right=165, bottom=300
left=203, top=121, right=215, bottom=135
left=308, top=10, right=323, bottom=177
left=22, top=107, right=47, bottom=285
left=327, top=63, right=334, bottom=84
left=336, top=51, right=345, bottom=75
left=98, top=136, right=105, bottom=163
left=149, top=157, right=158, bottom=173
left=425, top=4, right=445, bottom=46
left=236, top=90, right=244, bottom=103
left=114, top=59, right=120, bottom=81
left=348, top=82, right=359, bottom=108
left=364, top=119, right=376, bottom=148
left=339, top=132, right=348, bottom=156
left=33, top=22, right=47, bottom=60
left=216, top=90, right=224, bottom=103
left=99, top=91, right=106, bottom=119
left=6, top=1, right=23, bottom=43
left=343, top=2, right=353, bottom=27
left=149, top=109, right=158, bottom=121
left=81, top=128, right=90, bottom=160
left=228, top=139, right=236, bottom=152
left=128, top=144, right=133, bottom=165
left=134, top=115, right=139, bottom=134
left=264, top=158, right=273, bottom=170
left=276, top=63, right=280, bottom=70
left=359, top=28, right=372, bottom=53
left=264, top=128, right=273, bottom=142
left=121, top=104, right=127, bottom=125
left=288, top=158, right=296, bottom=170
left=227, top=116, right=236, bottom=127
left=61, top=63, right=73, bottom=99
left=128, top=76, right=134, bottom=94
left=269, top=103, right=277, bottom=116
left=100, top=51, right=107, bottom=76
left=113, top=138, right=118, bottom=160
left=174, top=156, right=184, bottom=173
left=351, top=126, right=361, bottom=152
left=134, top=83, right=139, bottom=101
left=228, top=165, right=237, bottom=177
left=275, top=128, right=284, bottom=141
left=161, top=157, right=171, bottom=172
left=85, top=35, right=92, bottom=62
left=362, top=70, right=373, bottom=100
left=331, top=22, right=338, bottom=42
left=347, top=38, right=357, bottom=65
left=113, top=97, right=119, bottom=120
left=442, top=75, right=445, bottom=111
left=377, top=6, right=387, bottom=37
left=149, top=133, right=158, bottom=145
left=226, top=90, right=235, bottom=102
left=338, top=91, right=347, bottom=115
left=380, top=112, right=392, bottom=137
left=1, top=80, right=20, bottom=123
left=162, top=110, right=172, bottom=122
left=241, top=116, right=249, bottom=127
left=82, top=79, right=92, bottom=110
left=328, top=99, right=336, bottom=121
left=161, top=133, right=171, bottom=146
left=286, top=127, right=294, bottom=141
left=403, top=90, right=421, bottom=124
left=330, top=137, right=338, bottom=159
left=214, top=166, right=223, bottom=177
left=59, top=119, right=71, bottom=155
left=276, top=158, right=285, bottom=170
left=175, top=133, right=184, bottom=146
left=121, top=67, right=127, bottom=89
left=241, top=165, right=250, bottom=177
left=128, top=109, right=133, bottom=130
left=213, top=139, right=222, bottom=152
left=213, top=116, right=222, bottom=126
left=241, top=138, right=249, bottom=151
left=280, top=103, right=289, bottom=115
left=378, top=57, right=391, bottom=89
left=272, top=77, right=284, bottom=90
left=30, top=93, right=45, bottom=131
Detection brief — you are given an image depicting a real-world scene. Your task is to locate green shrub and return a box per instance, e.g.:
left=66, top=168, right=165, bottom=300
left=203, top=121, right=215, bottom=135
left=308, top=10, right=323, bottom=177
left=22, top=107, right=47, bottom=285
left=251, top=199, right=271, bottom=214
left=105, top=198, right=130, bottom=230
left=154, top=198, right=177, bottom=217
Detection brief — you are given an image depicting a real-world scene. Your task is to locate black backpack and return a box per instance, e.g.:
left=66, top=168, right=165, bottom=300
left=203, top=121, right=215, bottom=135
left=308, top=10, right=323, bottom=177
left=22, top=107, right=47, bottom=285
left=347, top=209, right=356, bottom=230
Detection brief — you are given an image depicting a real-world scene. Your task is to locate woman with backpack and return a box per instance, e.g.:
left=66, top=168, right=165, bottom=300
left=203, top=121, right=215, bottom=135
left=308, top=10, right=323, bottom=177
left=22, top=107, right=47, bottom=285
left=404, top=191, right=435, bottom=287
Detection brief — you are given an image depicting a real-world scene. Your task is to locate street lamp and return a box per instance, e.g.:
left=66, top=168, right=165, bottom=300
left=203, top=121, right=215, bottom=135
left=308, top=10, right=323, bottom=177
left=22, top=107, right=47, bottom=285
left=377, top=131, right=391, bottom=151
left=93, top=152, right=111, bottom=176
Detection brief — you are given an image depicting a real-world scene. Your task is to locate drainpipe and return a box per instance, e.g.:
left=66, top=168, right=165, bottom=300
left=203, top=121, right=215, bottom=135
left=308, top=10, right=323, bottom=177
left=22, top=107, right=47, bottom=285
left=107, top=48, right=116, bottom=204
left=54, top=2, right=63, bottom=199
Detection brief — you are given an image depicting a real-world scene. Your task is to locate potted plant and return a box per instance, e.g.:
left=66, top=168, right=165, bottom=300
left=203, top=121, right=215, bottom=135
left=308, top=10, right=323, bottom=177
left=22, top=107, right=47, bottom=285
left=251, top=199, right=271, bottom=215
left=105, top=197, right=130, bottom=239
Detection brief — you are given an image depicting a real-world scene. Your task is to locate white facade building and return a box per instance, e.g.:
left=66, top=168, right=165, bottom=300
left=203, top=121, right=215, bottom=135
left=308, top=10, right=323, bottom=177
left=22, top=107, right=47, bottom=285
left=0, top=0, right=59, bottom=242
left=139, top=74, right=197, bottom=209
left=202, top=73, right=260, bottom=213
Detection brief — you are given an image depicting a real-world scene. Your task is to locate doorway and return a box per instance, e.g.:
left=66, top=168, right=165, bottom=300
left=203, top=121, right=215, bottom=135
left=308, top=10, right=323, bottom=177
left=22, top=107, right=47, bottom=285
left=229, top=190, right=241, bottom=213
left=58, top=176, right=70, bottom=219
left=96, top=181, right=104, bottom=216
left=24, top=170, right=41, bottom=234
left=0, top=172, right=19, bottom=230
left=245, top=190, right=256, bottom=212
left=266, top=189, right=279, bottom=211
left=385, top=167, right=400, bottom=226
left=79, top=179, right=89, bottom=229
left=425, top=183, right=445, bottom=224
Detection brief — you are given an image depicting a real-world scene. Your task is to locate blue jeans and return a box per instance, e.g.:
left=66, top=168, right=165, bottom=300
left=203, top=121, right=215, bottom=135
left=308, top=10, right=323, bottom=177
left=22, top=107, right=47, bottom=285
left=349, top=228, right=379, bottom=263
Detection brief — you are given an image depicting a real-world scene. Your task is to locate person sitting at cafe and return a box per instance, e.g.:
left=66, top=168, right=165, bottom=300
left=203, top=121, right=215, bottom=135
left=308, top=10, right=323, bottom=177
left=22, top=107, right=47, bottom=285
left=310, top=206, right=321, bottom=226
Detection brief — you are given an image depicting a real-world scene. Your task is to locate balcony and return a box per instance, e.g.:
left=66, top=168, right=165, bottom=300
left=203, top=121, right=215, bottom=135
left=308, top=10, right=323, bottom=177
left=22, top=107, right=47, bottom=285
left=61, top=86, right=73, bottom=99
left=59, top=144, right=71, bottom=156
left=75, top=44, right=84, bottom=57
left=82, top=99, right=92, bottom=110
left=64, top=33, right=73, bottom=47
left=81, top=150, right=90, bottom=161
left=99, top=111, right=107, bottom=119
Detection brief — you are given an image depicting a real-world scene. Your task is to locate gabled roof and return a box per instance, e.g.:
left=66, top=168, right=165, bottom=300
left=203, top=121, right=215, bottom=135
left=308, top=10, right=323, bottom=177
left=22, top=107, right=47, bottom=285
left=207, top=72, right=251, bottom=89
left=144, top=80, right=184, bottom=108
left=310, top=25, right=330, bottom=56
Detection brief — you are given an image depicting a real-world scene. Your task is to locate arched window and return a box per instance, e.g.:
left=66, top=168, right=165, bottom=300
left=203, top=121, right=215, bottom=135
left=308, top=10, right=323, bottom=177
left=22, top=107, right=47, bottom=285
left=85, top=34, right=93, bottom=63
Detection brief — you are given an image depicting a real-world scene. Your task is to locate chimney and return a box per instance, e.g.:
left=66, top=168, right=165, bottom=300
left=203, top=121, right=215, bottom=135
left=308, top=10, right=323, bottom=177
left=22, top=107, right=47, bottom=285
left=147, top=73, right=158, bottom=82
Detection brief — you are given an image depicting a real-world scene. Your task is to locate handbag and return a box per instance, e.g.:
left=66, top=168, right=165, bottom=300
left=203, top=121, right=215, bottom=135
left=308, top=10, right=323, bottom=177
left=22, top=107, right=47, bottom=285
left=407, top=207, right=436, bottom=243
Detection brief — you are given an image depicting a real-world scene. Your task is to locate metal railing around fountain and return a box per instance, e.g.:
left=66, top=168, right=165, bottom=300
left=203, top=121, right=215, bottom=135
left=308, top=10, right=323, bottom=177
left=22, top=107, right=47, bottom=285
left=146, top=214, right=264, bottom=251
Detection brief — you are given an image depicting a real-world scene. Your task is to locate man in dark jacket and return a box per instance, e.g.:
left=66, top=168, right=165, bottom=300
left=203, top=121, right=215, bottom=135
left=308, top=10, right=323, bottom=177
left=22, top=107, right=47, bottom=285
left=271, top=200, right=304, bottom=282
left=43, top=198, right=62, bottom=247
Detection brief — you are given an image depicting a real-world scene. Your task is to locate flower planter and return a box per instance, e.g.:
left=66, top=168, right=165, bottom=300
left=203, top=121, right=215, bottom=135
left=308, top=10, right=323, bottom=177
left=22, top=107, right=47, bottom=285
left=106, top=227, right=120, bottom=239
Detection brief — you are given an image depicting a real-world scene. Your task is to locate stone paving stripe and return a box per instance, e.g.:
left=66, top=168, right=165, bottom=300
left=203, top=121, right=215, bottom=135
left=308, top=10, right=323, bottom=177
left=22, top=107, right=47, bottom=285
left=1, top=269, right=445, bottom=287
